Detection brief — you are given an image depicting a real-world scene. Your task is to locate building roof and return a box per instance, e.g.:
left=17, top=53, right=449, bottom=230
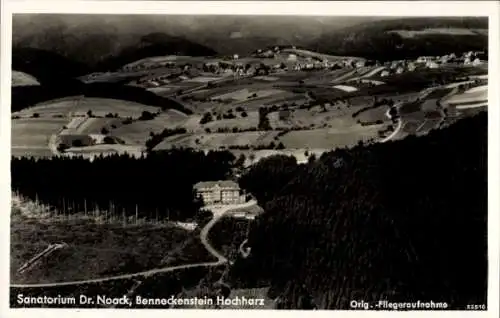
left=194, top=180, right=239, bottom=190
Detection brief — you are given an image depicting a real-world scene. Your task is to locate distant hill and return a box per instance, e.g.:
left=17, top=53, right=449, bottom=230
left=11, top=16, right=489, bottom=75
left=307, top=17, right=488, bottom=61
left=95, top=33, right=218, bottom=71
left=12, top=47, right=91, bottom=84
left=12, top=15, right=382, bottom=69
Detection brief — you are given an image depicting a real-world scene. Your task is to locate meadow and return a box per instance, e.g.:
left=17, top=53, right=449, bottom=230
left=110, top=110, right=189, bottom=144
left=445, top=85, right=487, bottom=105
left=12, top=70, right=40, bottom=87
left=154, top=131, right=279, bottom=150
left=278, top=125, right=382, bottom=149
left=11, top=118, right=66, bottom=158
left=14, top=97, right=160, bottom=118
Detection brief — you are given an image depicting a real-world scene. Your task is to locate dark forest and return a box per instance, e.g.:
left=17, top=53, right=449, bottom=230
left=232, top=112, right=487, bottom=309
left=11, top=149, right=236, bottom=222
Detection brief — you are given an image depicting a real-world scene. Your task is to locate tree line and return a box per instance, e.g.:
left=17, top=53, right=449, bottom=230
left=11, top=149, right=236, bottom=222
left=11, top=82, right=192, bottom=115
left=231, top=112, right=487, bottom=309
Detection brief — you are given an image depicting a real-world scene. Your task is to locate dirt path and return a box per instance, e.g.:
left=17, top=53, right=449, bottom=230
left=10, top=200, right=256, bottom=288
left=380, top=87, right=436, bottom=143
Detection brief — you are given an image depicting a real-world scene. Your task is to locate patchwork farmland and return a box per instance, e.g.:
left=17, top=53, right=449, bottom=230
left=11, top=62, right=488, bottom=162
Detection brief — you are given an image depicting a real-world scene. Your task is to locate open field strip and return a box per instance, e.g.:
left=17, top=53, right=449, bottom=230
left=12, top=70, right=40, bottom=86
left=15, top=97, right=161, bottom=118
left=211, top=88, right=286, bottom=101
left=147, top=86, right=180, bottom=94
left=445, top=85, right=487, bottom=105
left=331, top=69, right=358, bottom=83
left=75, top=118, right=122, bottom=134
left=110, top=110, right=188, bottom=144
left=185, top=76, right=221, bottom=83
left=463, top=85, right=487, bottom=94
left=254, top=76, right=279, bottom=81
left=12, top=118, right=67, bottom=158
left=443, top=80, right=477, bottom=89
left=468, top=74, right=488, bottom=80
left=388, top=28, right=488, bottom=37
left=65, top=117, right=87, bottom=130
left=456, top=102, right=488, bottom=109
left=281, top=48, right=363, bottom=61
left=279, top=125, right=382, bottom=149
left=346, top=67, right=387, bottom=83
left=361, top=66, right=387, bottom=78
left=454, top=101, right=488, bottom=109
left=203, top=112, right=259, bottom=131
left=123, top=55, right=190, bottom=68
left=358, top=79, right=385, bottom=86
left=333, top=85, right=358, bottom=92
left=154, top=131, right=279, bottom=149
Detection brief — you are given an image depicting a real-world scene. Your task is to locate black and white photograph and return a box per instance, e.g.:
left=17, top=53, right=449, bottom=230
left=2, top=0, right=499, bottom=314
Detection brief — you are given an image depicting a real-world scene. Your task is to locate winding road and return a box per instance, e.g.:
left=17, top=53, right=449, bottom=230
left=10, top=200, right=257, bottom=289
left=380, top=87, right=437, bottom=143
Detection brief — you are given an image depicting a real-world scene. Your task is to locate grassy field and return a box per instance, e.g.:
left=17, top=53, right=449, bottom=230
left=278, top=125, right=382, bottom=149
left=356, top=107, right=390, bottom=123
left=14, top=97, right=160, bottom=118
left=445, top=85, right=487, bottom=104
left=110, top=110, right=189, bottom=144
left=388, top=28, right=488, bottom=38
left=11, top=213, right=192, bottom=284
left=11, top=118, right=66, bottom=158
left=65, top=117, right=123, bottom=134
left=154, top=131, right=279, bottom=150
left=212, top=88, right=287, bottom=102
left=278, top=108, right=353, bottom=128
left=12, top=71, right=40, bottom=87
left=203, top=111, right=260, bottom=131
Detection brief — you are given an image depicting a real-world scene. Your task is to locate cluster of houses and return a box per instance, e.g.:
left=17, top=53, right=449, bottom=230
left=122, top=61, right=177, bottom=72
left=416, top=51, right=486, bottom=68
left=374, top=50, right=486, bottom=77
left=131, top=47, right=486, bottom=88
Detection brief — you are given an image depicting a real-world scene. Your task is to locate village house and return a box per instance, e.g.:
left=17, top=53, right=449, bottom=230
left=407, top=62, right=416, bottom=72
left=194, top=180, right=245, bottom=205
left=355, top=60, right=366, bottom=68
left=380, top=70, right=390, bottom=77
left=426, top=61, right=440, bottom=69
